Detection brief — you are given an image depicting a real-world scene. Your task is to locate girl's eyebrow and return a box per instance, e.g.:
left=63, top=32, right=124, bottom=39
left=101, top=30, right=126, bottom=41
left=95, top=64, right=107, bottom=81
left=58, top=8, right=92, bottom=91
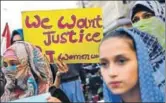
left=99, top=57, right=107, bottom=61
left=99, top=58, right=109, bottom=63
left=114, top=54, right=125, bottom=58
left=103, top=53, right=129, bottom=61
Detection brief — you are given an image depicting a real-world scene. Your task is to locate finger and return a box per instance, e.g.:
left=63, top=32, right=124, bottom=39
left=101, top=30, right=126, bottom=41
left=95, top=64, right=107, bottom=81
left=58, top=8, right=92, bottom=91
left=47, top=97, right=54, bottom=102
left=54, top=58, right=63, bottom=70
left=59, top=60, right=65, bottom=67
left=55, top=58, right=67, bottom=73
left=58, top=60, right=66, bottom=69
left=53, top=97, right=61, bottom=102
left=56, top=61, right=64, bottom=71
left=47, top=99, right=52, bottom=102
left=46, top=96, right=51, bottom=100
left=47, top=97, right=61, bottom=102
left=59, top=61, right=68, bottom=72
left=57, top=60, right=66, bottom=72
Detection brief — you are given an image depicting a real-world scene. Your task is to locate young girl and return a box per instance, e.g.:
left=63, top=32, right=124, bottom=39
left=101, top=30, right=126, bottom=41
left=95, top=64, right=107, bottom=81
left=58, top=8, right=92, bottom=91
left=99, top=27, right=165, bottom=102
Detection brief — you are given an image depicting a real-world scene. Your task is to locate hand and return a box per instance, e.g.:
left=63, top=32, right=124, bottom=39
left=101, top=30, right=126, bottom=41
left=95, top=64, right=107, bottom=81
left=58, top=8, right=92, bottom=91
left=47, top=96, right=61, bottom=102
left=53, top=59, right=69, bottom=88
left=55, top=59, right=68, bottom=74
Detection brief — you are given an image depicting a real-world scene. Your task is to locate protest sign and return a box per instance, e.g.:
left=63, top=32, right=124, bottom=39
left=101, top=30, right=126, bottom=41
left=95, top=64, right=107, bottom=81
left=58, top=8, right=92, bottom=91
left=22, top=8, right=103, bottom=63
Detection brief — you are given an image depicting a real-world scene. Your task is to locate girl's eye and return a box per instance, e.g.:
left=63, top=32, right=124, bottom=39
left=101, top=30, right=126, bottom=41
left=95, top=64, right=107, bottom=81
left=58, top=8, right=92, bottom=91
left=116, top=58, right=127, bottom=65
left=3, top=62, right=8, bottom=67
left=99, top=62, right=109, bottom=69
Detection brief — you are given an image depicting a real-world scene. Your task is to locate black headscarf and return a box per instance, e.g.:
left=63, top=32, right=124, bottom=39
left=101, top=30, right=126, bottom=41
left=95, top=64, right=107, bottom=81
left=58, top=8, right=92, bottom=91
left=131, top=4, right=155, bottom=19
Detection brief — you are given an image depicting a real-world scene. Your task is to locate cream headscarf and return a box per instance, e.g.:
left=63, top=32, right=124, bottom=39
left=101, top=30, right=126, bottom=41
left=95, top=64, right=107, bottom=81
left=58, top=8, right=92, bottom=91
left=1, top=41, right=53, bottom=102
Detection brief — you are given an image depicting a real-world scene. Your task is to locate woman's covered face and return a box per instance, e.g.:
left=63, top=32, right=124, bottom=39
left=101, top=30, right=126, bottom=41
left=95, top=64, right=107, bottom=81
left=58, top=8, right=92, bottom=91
left=3, top=58, right=19, bottom=69
left=132, top=11, right=154, bottom=23
left=99, top=37, right=138, bottom=95
left=3, top=50, right=20, bottom=69
left=2, top=49, right=29, bottom=79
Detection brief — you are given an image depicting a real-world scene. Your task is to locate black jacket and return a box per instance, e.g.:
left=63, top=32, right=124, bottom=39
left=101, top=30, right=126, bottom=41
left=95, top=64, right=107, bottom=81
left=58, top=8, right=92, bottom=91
left=49, top=86, right=70, bottom=103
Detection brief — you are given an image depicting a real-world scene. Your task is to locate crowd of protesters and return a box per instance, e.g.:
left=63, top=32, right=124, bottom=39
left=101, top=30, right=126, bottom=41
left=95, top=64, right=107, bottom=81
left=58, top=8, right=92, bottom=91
left=0, top=0, right=165, bottom=102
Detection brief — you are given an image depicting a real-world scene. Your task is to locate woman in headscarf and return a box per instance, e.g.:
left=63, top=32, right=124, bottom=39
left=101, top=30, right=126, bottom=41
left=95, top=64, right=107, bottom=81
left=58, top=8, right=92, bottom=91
left=129, top=0, right=165, bottom=48
left=10, top=28, right=58, bottom=86
left=10, top=29, right=24, bottom=45
left=99, top=27, right=165, bottom=102
left=1, top=41, right=53, bottom=102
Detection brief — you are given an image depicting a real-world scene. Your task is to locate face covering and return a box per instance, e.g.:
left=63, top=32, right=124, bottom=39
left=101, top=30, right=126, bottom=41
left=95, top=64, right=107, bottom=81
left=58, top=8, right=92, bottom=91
left=6, top=65, right=17, bottom=71
left=133, top=17, right=165, bottom=49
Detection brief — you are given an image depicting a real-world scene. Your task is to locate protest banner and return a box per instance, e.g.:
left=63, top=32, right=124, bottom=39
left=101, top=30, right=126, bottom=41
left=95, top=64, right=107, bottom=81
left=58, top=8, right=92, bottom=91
left=22, top=8, right=103, bottom=63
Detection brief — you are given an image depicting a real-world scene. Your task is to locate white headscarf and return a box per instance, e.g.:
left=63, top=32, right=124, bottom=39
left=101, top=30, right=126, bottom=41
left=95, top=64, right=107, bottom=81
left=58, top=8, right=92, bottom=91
left=129, top=0, right=165, bottom=22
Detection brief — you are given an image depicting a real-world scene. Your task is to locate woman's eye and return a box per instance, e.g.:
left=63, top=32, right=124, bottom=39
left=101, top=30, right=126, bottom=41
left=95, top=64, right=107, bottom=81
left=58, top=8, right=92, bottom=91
left=132, top=17, right=139, bottom=23
left=143, top=13, right=153, bottom=19
left=10, top=63, right=16, bottom=66
left=10, top=61, right=17, bottom=66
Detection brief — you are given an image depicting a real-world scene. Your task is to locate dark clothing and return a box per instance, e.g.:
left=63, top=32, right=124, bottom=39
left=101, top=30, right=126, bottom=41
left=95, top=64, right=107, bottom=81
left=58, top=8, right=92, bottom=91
left=89, top=76, right=103, bottom=95
left=61, top=64, right=80, bottom=81
left=0, top=69, right=6, bottom=97
left=50, top=64, right=57, bottom=82
left=49, top=86, right=70, bottom=103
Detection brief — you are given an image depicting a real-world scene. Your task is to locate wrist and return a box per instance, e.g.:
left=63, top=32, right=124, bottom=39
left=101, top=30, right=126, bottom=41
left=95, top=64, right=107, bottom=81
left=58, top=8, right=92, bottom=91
left=56, top=72, right=62, bottom=77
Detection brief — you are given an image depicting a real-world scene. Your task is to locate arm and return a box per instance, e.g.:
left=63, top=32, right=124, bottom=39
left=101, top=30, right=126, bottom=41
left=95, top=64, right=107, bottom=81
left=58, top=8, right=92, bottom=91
left=47, top=60, right=70, bottom=103
left=53, top=60, right=68, bottom=88
left=53, top=71, right=61, bottom=88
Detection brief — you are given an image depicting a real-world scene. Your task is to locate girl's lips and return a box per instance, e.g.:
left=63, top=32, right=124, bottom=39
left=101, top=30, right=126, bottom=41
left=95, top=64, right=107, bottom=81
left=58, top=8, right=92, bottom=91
left=109, top=81, right=121, bottom=88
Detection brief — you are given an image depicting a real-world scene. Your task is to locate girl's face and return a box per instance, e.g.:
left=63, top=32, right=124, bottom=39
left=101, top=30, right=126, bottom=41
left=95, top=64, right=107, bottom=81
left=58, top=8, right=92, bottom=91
left=132, top=11, right=154, bottom=23
left=99, top=37, right=138, bottom=95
